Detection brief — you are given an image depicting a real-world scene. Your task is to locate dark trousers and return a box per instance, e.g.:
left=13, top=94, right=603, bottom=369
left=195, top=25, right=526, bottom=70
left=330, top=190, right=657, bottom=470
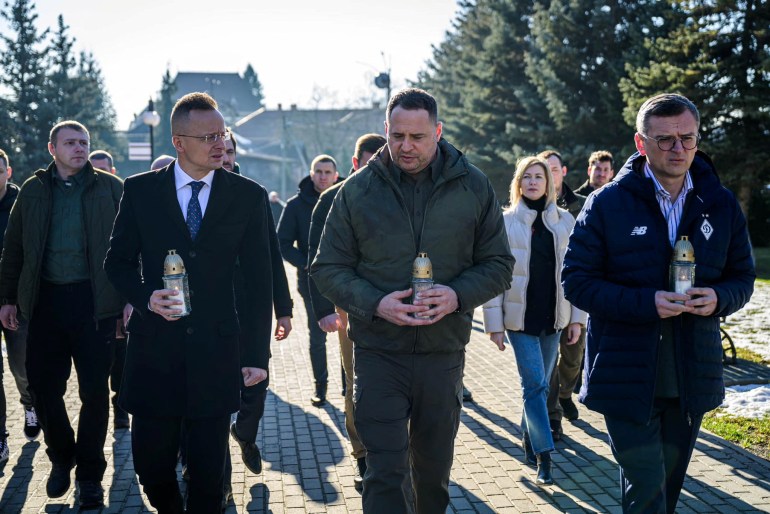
left=25, top=281, right=112, bottom=481
left=110, top=337, right=127, bottom=406
left=1, top=320, right=33, bottom=432
left=604, top=398, right=703, bottom=514
left=298, top=275, right=327, bottom=385
left=354, top=348, right=464, bottom=514
left=225, top=371, right=269, bottom=486
left=547, top=327, right=585, bottom=421
left=133, top=414, right=230, bottom=514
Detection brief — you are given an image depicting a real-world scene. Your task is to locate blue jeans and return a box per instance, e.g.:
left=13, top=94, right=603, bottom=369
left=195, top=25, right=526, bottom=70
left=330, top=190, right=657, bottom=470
left=507, top=330, right=560, bottom=454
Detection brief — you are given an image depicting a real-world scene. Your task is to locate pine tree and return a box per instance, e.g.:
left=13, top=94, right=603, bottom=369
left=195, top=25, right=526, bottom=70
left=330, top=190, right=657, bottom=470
left=524, top=0, right=682, bottom=172
left=0, top=0, right=50, bottom=180
left=153, top=67, right=177, bottom=157
left=418, top=0, right=542, bottom=197
left=243, top=63, right=265, bottom=108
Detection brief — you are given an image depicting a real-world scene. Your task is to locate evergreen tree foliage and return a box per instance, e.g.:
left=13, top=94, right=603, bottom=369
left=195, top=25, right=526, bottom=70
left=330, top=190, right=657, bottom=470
left=0, top=0, right=50, bottom=179
left=0, top=1, right=120, bottom=182
left=153, top=67, right=177, bottom=157
left=244, top=63, right=265, bottom=108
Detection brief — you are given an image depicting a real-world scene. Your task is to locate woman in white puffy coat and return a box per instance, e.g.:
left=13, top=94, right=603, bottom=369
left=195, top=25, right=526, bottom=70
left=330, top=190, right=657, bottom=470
left=483, top=156, right=586, bottom=486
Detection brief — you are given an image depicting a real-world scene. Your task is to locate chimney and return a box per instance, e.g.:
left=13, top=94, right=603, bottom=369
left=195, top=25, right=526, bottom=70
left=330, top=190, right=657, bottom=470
left=277, top=103, right=282, bottom=111
left=290, top=104, right=297, bottom=110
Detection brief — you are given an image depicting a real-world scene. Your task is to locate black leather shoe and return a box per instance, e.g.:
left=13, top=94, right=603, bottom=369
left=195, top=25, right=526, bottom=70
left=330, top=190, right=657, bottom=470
left=230, top=423, right=262, bottom=474
left=354, top=457, right=367, bottom=493
left=77, top=480, right=105, bottom=509
left=559, top=397, right=579, bottom=421
left=550, top=419, right=563, bottom=442
left=46, top=459, right=74, bottom=498
left=536, top=452, right=554, bottom=485
left=462, top=386, right=474, bottom=403
left=522, top=432, right=536, bottom=466
left=221, top=483, right=233, bottom=511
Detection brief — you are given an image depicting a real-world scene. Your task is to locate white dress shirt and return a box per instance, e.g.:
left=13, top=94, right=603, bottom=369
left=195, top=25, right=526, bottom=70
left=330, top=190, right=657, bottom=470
left=174, top=162, right=215, bottom=220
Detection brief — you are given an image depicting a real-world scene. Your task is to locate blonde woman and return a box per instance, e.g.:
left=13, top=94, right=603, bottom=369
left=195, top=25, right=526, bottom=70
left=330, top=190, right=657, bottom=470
left=483, top=156, right=585, bottom=485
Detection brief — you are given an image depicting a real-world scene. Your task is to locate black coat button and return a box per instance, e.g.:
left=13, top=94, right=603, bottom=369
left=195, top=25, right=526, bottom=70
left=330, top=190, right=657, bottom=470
left=189, top=251, right=197, bottom=258
left=186, top=327, right=194, bottom=335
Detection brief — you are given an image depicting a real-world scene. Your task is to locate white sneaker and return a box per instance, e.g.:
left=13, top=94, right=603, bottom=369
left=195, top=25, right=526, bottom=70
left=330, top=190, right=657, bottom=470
left=24, top=406, right=41, bottom=441
left=0, top=432, right=9, bottom=462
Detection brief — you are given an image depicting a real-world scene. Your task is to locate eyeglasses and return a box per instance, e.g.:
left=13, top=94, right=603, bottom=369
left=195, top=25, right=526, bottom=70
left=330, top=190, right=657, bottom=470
left=175, top=132, right=231, bottom=144
left=640, top=133, right=700, bottom=151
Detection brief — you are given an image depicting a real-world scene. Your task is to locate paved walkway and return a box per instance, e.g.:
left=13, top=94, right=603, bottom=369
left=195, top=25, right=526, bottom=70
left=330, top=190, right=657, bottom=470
left=2, top=267, right=770, bottom=512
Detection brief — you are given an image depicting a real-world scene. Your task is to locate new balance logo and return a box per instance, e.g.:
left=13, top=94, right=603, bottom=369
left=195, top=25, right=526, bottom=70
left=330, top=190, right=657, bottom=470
left=630, top=226, right=647, bottom=236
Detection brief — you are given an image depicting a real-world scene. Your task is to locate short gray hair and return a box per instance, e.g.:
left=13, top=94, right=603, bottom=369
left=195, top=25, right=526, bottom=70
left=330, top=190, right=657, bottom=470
left=636, top=93, right=700, bottom=134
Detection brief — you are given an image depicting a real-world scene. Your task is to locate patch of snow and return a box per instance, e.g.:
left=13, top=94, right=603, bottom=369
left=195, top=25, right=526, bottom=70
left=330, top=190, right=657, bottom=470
left=720, top=384, right=770, bottom=419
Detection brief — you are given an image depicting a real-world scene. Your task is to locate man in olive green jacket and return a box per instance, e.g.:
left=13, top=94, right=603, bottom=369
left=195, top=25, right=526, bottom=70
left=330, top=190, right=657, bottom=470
left=0, top=121, right=124, bottom=508
left=311, top=89, right=513, bottom=514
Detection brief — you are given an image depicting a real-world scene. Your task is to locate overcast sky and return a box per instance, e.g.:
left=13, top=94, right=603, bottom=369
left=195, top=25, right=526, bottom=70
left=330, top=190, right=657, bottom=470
left=28, top=0, right=460, bottom=129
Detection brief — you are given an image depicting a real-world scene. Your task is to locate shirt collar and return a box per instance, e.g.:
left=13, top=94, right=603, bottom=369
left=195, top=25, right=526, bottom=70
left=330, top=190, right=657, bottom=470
left=174, top=161, right=215, bottom=191
left=644, top=162, right=693, bottom=201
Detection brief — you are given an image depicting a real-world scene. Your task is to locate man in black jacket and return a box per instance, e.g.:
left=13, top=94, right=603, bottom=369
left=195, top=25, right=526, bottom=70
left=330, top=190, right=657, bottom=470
left=277, top=155, right=338, bottom=406
left=308, top=133, right=386, bottom=491
left=220, top=126, right=293, bottom=503
left=563, top=93, right=755, bottom=513
left=574, top=150, right=614, bottom=196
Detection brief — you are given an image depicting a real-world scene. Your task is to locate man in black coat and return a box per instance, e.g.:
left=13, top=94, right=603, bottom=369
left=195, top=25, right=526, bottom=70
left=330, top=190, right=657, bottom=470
left=277, top=155, right=338, bottom=406
left=104, top=92, right=274, bottom=514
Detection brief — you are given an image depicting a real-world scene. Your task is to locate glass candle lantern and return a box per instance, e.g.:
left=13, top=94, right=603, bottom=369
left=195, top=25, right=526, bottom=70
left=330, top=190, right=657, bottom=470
left=411, top=252, right=434, bottom=319
left=163, top=249, right=191, bottom=317
left=670, top=236, right=696, bottom=301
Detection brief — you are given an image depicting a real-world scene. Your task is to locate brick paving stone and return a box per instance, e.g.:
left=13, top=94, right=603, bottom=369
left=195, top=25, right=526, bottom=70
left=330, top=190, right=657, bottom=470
left=2, top=265, right=770, bottom=512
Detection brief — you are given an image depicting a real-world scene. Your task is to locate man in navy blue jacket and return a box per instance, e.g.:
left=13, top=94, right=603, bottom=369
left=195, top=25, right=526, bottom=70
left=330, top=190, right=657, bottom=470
left=563, top=93, right=755, bottom=514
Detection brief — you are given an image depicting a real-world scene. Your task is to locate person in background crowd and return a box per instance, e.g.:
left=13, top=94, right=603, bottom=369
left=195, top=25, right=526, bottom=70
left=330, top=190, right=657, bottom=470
left=0, top=148, right=40, bottom=465
left=308, top=132, right=386, bottom=492
left=483, top=156, right=584, bottom=486
left=278, top=155, right=339, bottom=407
left=219, top=125, right=293, bottom=507
left=269, top=192, right=285, bottom=225
left=88, top=150, right=116, bottom=175
left=537, top=149, right=586, bottom=441
left=89, top=149, right=131, bottom=431
left=574, top=150, right=614, bottom=196
left=151, top=155, right=175, bottom=171
left=0, top=121, right=124, bottom=508
left=563, top=93, right=755, bottom=513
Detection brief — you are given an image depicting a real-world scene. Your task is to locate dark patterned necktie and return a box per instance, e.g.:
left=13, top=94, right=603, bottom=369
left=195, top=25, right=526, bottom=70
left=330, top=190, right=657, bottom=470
left=186, top=181, right=205, bottom=240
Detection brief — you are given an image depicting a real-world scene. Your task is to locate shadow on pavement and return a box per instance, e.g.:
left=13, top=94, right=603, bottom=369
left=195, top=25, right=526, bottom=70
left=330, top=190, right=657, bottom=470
left=462, top=398, right=523, bottom=459
left=245, top=482, right=270, bottom=512
left=261, top=391, right=344, bottom=503
left=0, top=441, right=39, bottom=511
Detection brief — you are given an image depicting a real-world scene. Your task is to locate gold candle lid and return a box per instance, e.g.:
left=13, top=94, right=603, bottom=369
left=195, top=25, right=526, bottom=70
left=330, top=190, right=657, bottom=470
left=672, top=236, right=695, bottom=263
left=164, top=249, right=186, bottom=275
left=412, top=252, right=432, bottom=279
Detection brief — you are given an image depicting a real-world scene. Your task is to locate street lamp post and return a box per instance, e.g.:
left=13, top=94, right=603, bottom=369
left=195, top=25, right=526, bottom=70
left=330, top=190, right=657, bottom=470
left=142, top=99, right=161, bottom=164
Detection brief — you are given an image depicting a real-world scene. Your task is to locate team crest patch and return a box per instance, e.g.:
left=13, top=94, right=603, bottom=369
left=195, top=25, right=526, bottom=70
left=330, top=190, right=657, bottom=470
left=700, top=219, right=714, bottom=240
